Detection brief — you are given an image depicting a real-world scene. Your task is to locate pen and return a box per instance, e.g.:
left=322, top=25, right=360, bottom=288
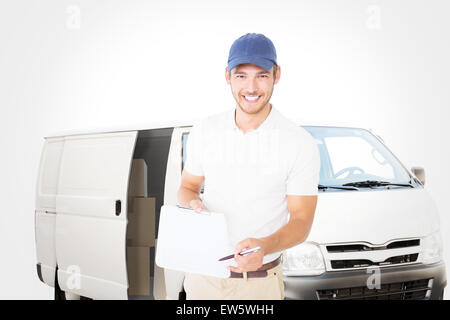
left=218, top=246, right=261, bottom=261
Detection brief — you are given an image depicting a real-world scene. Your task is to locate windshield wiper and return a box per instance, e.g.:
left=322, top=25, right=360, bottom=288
left=342, top=180, right=415, bottom=188
left=318, top=184, right=359, bottom=191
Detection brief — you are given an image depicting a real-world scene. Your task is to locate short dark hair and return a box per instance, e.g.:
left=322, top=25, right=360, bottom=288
left=272, top=64, right=278, bottom=78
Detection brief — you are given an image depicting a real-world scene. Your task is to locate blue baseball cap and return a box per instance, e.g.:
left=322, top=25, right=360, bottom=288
left=227, top=33, right=277, bottom=73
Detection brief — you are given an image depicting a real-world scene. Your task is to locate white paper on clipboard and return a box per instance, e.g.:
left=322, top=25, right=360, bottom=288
left=155, top=204, right=237, bottom=278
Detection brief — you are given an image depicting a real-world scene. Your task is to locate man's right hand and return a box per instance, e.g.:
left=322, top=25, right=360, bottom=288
left=189, top=199, right=206, bottom=213
left=178, top=170, right=206, bottom=213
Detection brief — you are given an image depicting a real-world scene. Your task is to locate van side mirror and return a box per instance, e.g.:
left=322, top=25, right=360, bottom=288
left=411, top=167, right=425, bottom=185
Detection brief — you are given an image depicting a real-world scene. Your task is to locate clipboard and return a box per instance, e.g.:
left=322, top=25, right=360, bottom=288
left=155, top=204, right=236, bottom=278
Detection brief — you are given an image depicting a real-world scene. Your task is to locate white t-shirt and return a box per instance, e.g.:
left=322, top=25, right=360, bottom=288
left=184, top=106, right=320, bottom=264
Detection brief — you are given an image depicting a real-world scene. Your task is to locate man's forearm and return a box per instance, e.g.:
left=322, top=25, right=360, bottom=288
left=259, top=218, right=311, bottom=255
left=177, top=186, right=201, bottom=207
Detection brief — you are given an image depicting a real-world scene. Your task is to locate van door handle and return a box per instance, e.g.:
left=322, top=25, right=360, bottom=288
left=115, top=200, right=121, bottom=216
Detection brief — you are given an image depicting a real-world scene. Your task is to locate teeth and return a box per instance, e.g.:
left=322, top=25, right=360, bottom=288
left=244, top=96, right=259, bottom=101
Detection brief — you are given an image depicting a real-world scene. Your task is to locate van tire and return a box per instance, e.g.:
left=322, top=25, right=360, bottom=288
left=54, top=267, right=66, bottom=300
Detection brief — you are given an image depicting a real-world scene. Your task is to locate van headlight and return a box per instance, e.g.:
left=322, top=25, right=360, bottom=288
left=282, top=242, right=325, bottom=276
left=422, top=230, right=443, bottom=265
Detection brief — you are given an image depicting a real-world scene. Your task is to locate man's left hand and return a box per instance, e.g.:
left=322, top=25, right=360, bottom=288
left=228, top=238, right=266, bottom=273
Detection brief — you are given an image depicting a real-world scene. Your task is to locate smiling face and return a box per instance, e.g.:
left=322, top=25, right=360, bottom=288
left=226, top=63, right=280, bottom=115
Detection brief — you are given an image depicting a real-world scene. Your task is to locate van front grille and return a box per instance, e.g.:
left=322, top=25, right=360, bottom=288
left=324, top=239, right=421, bottom=271
left=317, top=279, right=431, bottom=300
left=326, top=239, right=420, bottom=253
left=331, top=253, right=419, bottom=269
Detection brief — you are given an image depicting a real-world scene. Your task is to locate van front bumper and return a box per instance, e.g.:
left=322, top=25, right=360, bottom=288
left=284, top=262, right=446, bottom=300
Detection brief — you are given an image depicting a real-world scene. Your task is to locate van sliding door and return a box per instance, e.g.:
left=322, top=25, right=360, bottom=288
left=55, top=131, right=137, bottom=300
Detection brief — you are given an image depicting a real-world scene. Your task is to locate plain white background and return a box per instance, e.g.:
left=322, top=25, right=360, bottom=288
left=0, top=0, right=448, bottom=299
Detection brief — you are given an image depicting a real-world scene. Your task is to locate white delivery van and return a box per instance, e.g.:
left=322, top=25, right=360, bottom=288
left=35, top=123, right=446, bottom=300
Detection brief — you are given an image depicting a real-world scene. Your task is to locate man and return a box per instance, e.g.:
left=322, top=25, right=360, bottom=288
left=178, top=33, right=320, bottom=300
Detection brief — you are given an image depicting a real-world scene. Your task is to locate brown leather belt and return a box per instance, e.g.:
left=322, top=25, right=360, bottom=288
left=229, top=256, right=282, bottom=279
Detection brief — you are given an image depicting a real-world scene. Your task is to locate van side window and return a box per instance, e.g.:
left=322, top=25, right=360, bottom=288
left=182, top=132, right=204, bottom=193
left=182, top=132, right=188, bottom=171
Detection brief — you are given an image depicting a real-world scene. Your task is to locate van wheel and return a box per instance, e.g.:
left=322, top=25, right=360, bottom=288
left=54, top=268, right=66, bottom=300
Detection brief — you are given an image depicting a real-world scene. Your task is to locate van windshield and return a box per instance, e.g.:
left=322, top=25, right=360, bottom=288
left=182, top=127, right=417, bottom=192
left=303, top=126, right=415, bottom=190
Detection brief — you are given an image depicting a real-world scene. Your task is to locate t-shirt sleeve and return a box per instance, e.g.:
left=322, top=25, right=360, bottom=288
left=183, top=121, right=204, bottom=177
left=286, top=133, right=320, bottom=196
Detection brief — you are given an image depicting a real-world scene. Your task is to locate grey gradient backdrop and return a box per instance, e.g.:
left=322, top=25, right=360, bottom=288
left=0, top=0, right=449, bottom=299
